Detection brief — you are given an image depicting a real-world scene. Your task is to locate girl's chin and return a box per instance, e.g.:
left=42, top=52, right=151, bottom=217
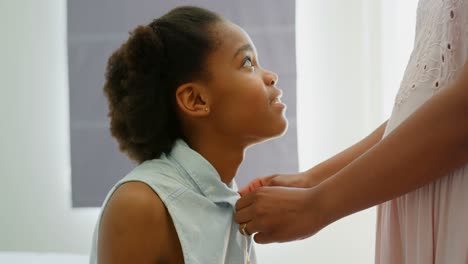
left=265, top=119, right=289, bottom=139
left=275, top=119, right=288, bottom=136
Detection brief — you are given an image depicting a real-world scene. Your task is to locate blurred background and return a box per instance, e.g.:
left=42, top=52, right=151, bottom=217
left=0, top=0, right=418, bottom=263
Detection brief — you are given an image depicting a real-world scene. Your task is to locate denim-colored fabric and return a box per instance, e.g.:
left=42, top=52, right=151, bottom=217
left=90, top=140, right=255, bottom=264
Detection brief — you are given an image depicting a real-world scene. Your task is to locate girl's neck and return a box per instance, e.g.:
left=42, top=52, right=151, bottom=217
left=187, top=137, right=246, bottom=184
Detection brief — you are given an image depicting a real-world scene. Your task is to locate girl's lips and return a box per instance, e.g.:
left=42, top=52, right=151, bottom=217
left=271, top=97, right=286, bottom=109
left=271, top=97, right=282, bottom=104
left=270, top=91, right=283, bottom=104
left=270, top=90, right=285, bottom=108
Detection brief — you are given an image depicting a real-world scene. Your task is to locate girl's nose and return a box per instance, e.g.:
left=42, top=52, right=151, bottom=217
left=265, top=70, right=279, bottom=86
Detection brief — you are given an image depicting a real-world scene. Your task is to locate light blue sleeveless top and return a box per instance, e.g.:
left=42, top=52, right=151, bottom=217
left=89, top=140, right=256, bottom=264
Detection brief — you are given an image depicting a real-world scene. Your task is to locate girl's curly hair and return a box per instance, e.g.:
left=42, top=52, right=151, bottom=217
left=103, top=6, right=222, bottom=163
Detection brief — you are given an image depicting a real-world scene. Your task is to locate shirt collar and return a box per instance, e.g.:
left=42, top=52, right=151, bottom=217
left=168, top=139, right=240, bottom=208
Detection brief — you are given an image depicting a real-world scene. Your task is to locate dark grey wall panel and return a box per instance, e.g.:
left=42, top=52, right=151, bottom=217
left=68, top=0, right=297, bottom=207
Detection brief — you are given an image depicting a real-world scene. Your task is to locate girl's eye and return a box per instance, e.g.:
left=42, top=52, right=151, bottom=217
left=242, top=56, right=255, bottom=70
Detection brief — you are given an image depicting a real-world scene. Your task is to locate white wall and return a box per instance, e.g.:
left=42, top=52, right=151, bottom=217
left=0, top=0, right=417, bottom=262
left=0, top=0, right=100, bottom=254
left=256, top=1, right=381, bottom=263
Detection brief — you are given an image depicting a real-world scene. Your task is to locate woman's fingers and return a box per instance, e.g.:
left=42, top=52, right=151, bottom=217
left=234, top=202, right=255, bottom=224
left=235, top=190, right=255, bottom=210
left=239, top=221, right=253, bottom=236
left=253, top=232, right=273, bottom=244
left=238, top=175, right=276, bottom=196
left=239, top=218, right=267, bottom=237
left=235, top=186, right=325, bottom=243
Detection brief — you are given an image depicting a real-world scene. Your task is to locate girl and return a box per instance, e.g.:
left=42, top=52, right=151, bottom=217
left=90, top=6, right=287, bottom=264
left=235, top=0, right=468, bottom=263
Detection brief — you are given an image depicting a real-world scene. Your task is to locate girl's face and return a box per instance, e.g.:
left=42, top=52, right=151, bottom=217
left=205, top=21, right=287, bottom=145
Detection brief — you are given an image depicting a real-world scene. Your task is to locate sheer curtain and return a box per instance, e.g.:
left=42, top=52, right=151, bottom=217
left=380, top=0, right=419, bottom=117
left=256, top=0, right=417, bottom=263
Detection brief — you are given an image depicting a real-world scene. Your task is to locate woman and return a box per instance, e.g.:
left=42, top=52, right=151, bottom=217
left=236, top=0, right=468, bottom=263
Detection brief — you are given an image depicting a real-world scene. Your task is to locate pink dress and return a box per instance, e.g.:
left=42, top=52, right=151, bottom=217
left=375, top=0, right=468, bottom=263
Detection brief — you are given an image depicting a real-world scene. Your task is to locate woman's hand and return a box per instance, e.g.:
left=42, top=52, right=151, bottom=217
left=238, top=171, right=326, bottom=197
left=235, top=186, right=329, bottom=243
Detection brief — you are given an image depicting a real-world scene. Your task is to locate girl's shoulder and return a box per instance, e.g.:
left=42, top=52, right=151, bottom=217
left=98, top=181, right=184, bottom=263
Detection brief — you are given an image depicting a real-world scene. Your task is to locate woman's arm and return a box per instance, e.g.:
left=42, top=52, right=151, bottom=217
left=302, top=120, right=388, bottom=184
left=321, top=67, right=468, bottom=224
left=238, top=120, right=388, bottom=195
left=98, top=182, right=181, bottom=264
left=235, top=63, right=468, bottom=243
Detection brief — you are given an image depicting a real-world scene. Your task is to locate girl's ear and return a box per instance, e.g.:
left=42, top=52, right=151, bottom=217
left=175, top=83, right=211, bottom=117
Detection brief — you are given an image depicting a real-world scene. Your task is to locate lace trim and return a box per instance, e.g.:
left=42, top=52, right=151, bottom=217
left=394, top=0, right=467, bottom=108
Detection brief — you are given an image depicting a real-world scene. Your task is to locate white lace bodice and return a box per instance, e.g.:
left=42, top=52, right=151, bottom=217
left=392, top=0, right=468, bottom=112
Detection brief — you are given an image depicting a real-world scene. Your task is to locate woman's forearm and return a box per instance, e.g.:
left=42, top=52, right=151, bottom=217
left=304, top=120, right=388, bottom=184
left=318, top=73, right=468, bottom=224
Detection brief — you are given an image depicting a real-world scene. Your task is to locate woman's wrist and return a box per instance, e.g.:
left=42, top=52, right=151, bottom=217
left=308, top=178, right=344, bottom=229
left=303, top=165, right=333, bottom=188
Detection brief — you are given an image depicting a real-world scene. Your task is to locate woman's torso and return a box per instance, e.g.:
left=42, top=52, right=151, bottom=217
left=376, top=0, right=468, bottom=263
